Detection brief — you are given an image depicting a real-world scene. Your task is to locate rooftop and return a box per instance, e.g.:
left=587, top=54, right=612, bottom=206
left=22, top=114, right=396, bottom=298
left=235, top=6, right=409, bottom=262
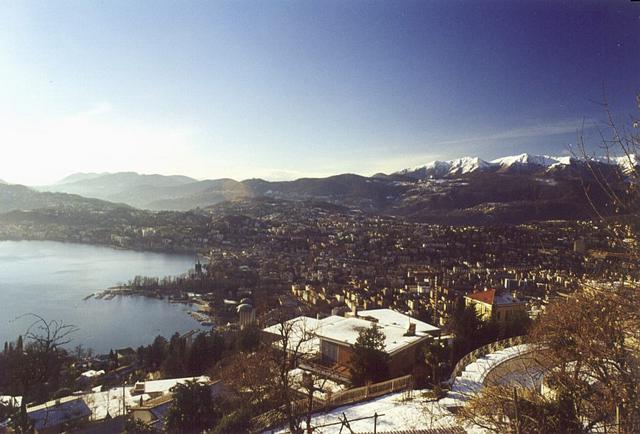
left=0, top=395, right=21, bottom=408
left=318, top=309, right=439, bottom=355
left=465, top=289, right=522, bottom=306
left=263, top=315, right=346, bottom=356
left=27, top=396, right=92, bottom=431
left=264, top=309, right=439, bottom=356
left=133, top=375, right=210, bottom=395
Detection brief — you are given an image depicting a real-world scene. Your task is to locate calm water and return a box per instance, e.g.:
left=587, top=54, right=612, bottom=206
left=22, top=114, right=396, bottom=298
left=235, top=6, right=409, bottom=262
left=0, top=240, right=203, bottom=354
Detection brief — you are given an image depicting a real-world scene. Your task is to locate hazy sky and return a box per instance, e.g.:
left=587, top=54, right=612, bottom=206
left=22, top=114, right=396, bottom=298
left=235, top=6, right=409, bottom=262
left=1, top=0, right=638, bottom=185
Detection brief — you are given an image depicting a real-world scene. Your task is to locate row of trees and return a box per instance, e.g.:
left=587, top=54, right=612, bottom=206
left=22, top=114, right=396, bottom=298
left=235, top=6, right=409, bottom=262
left=135, top=331, right=225, bottom=377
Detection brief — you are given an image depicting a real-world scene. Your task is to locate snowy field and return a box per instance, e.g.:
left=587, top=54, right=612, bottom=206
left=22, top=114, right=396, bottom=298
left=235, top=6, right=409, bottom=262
left=440, top=344, right=532, bottom=408
left=268, top=343, right=537, bottom=433
left=269, top=390, right=467, bottom=433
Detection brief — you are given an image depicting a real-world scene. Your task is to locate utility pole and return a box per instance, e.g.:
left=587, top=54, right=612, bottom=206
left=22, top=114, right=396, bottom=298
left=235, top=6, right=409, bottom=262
left=373, top=412, right=378, bottom=434
left=513, top=387, right=521, bottom=434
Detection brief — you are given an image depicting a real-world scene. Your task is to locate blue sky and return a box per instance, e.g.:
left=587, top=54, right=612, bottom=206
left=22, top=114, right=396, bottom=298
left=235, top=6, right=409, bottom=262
left=1, top=0, right=638, bottom=184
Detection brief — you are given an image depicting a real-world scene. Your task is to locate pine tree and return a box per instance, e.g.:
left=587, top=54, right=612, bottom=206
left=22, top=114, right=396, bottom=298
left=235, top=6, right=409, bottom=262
left=165, top=381, right=221, bottom=433
left=350, top=324, right=389, bottom=386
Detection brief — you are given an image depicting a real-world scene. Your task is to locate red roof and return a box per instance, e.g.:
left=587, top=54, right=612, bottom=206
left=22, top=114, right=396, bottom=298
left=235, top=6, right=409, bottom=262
left=466, top=288, right=496, bottom=305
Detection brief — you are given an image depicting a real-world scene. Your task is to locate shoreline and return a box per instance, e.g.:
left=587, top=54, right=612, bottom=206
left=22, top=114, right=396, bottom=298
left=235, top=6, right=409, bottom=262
left=0, top=237, right=204, bottom=256
left=87, top=287, right=217, bottom=328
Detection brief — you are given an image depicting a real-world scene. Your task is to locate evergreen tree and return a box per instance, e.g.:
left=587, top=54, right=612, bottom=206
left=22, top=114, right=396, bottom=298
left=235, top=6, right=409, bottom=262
left=236, top=325, right=261, bottom=352
left=450, top=298, right=486, bottom=359
left=350, top=324, right=389, bottom=386
left=186, top=332, right=224, bottom=374
left=165, top=381, right=220, bottom=433
left=162, top=333, right=186, bottom=377
left=148, top=335, right=168, bottom=370
left=123, top=417, right=156, bottom=434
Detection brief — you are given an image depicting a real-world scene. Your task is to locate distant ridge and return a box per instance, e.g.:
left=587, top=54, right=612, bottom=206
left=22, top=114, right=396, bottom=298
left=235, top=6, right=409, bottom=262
left=0, top=183, right=129, bottom=214
left=27, top=151, right=635, bottom=224
left=394, top=152, right=638, bottom=179
left=54, top=172, right=108, bottom=185
left=42, top=172, right=200, bottom=208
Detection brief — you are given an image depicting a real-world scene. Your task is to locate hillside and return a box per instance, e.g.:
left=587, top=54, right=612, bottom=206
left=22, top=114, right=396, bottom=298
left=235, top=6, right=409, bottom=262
left=0, top=183, right=130, bottom=214
left=30, top=153, right=635, bottom=224
left=42, top=172, right=198, bottom=207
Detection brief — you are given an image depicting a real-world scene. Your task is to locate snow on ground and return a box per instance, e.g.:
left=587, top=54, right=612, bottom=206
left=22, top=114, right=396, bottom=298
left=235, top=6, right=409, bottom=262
left=270, top=390, right=467, bottom=434
left=268, top=344, right=535, bottom=433
left=288, top=368, right=347, bottom=401
left=440, top=344, right=532, bottom=408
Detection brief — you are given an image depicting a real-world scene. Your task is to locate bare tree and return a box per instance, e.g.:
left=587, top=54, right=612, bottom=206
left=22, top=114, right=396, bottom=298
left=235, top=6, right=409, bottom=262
left=455, top=281, right=640, bottom=433
left=10, top=314, right=78, bottom=433
left=575, top=93, right=640, bottom=240
left=533, top=283, right=640, bottom=432
left=268, top=315, right=320, bottom=434
left=220, top=315, right=326, bottom=433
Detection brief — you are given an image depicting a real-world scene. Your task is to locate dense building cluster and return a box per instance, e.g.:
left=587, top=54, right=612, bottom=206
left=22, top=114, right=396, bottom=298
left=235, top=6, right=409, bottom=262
left=189, top=201, right=634, bottom=329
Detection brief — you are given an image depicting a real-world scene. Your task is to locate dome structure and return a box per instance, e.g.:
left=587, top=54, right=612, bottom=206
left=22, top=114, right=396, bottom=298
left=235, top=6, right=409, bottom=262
left=237, top=303, right=253, bottom=313
left=237, top=302, right=256, bottom=329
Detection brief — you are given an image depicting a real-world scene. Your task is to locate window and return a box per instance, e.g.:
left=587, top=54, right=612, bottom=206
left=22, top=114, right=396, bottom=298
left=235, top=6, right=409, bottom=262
left=321, top=340, right=339, bottom=363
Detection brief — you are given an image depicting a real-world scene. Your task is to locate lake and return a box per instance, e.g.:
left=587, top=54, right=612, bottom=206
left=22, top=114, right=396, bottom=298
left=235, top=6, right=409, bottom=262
left=0, top=240, right=204, bottom=354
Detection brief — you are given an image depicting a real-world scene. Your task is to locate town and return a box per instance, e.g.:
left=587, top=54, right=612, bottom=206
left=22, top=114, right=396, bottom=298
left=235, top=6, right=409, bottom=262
left=1, top=0, right=638, bottom=431
left=1, top=196, right=637, bottom=433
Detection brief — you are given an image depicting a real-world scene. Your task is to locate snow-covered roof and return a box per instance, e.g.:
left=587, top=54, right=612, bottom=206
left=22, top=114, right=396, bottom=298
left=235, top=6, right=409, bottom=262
left=359, top=309, right=440, bottom=334
left=27, top=396, right=91, bottom=430
left=264, top=311, right=439, bottom=356
left=80, top=369, right=105, bottom=378
left=135, top=376, right=210, bottom=395
left=82, top=386, right=150, bottom=420
left=317, top=309, right=439, bottom=355
left=0, top=395, right=21, bottom=408
left=263, top=315, right=346, bottom=356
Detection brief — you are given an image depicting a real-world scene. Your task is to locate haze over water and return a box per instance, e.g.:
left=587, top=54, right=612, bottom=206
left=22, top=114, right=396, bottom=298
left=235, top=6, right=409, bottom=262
left=0, top=240, right=203, bottom=353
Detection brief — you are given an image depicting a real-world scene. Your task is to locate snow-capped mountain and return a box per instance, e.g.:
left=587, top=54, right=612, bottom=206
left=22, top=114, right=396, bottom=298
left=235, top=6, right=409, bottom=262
left=492, top=153, right=564, bottom=169
left=397, top=156, right=495, bottom=179
left=448, top=156, right=494, bottom=176
left=611, top=154, right=639, bottom=174
left=396, top=152, right=638, bottom=179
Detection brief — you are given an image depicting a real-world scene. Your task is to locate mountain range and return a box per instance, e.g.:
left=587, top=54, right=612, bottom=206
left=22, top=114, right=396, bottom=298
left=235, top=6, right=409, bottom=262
left=0, top=183, right=127, bottom=214
left=0, top=152, right=633, bottom=225
left=393, top=153, right=638, bottom=179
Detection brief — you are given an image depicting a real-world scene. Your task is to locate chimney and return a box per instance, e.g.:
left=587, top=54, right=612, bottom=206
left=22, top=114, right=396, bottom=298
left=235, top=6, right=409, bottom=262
left=405, top=320, right=416, bottom=337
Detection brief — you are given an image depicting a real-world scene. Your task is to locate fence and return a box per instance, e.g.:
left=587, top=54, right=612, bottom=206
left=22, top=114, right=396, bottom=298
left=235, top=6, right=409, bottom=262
left=448, top=335, right=526, bottom=384
left=326, top=374, right=413, bottom=407
left=298, top=359, right=351, bottom=384
left=253, top=374, right=414, bottom=433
